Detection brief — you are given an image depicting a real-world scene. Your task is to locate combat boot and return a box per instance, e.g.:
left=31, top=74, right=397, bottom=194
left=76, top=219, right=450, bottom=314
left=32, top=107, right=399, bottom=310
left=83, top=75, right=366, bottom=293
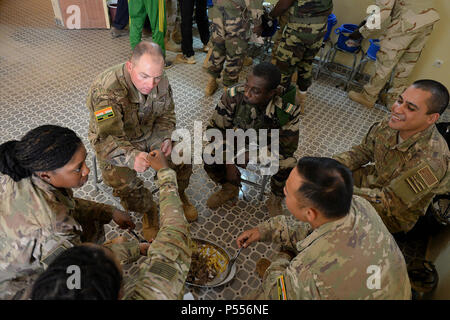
left=296, top=89, right=307, bottom=114
left=265, top=193, right=283, bottom=217
left=180, top=192, right=198, bottom=222
left=207, top=183, right=239, bottom=209
left=142, top=204, right=159, bottom=242
left=165, top=33, right=181, bottom=52
left=348, top=90, right=376, bottom=108
left=205, top=76, right=218, bottom=96
left=256, top=258, right=271, bottom=279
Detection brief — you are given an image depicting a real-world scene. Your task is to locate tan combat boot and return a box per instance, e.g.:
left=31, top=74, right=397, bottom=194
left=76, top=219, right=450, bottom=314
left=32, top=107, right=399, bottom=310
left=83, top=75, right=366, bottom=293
left=296, top=89, right=307, bottom=114
left=180, top=192, right=198, bottom=222
left=265, top=193, right=283, bottom=217
left=142, top=202, right=159, bottom=242
left=165, top=32, right=181, bottom=52
left=256, top=258, right=271, bottom=279
left=207, top=183, right=239, bottom=209
left=203, top=46, right=213, bottom=69
left=205, top=76, right=218, bottom=96
left=348, top=90, right=376, bottom=108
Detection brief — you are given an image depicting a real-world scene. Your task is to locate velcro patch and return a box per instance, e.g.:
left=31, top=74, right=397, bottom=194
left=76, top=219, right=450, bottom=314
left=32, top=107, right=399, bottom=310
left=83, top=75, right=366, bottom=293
left=276, top=275, right=287, bottom=300
left=94, top=107, right=115, bottom=122
left=284, top=103, right=296, bottom=115
left=405, top=165, right=438, bottom=194
left=149, top=261, right=177, bottom=281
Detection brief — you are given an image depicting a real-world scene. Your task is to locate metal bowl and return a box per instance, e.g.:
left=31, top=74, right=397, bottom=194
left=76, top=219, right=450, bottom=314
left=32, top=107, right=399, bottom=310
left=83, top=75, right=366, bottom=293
left=186, top=238, right=237, bottom=288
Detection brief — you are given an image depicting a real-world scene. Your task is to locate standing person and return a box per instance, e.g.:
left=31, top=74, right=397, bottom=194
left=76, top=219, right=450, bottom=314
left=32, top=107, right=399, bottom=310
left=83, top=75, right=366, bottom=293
left=110, top=0, right=130, bottom=38
left=174, top=0, right=210, bottom=64
left=269, top=0, right=333, bottom=114
left=31, top=150, right=192, bottom=300
left=165, top=0, right=181, bottom=52
left=237, top=157, right=411, bottom=299
left=205, top=63, right=301, bottom=217
left=205, top=0, right=264, bottom=96
left=0, top=125, right=134, bottom=300
left=347, top=0, right=440, bottom=109
left=334, top=80, right=449, bottom=234
left=128, top=0, right=173, bottom=68
left=86, top=41, right=198, bottom=243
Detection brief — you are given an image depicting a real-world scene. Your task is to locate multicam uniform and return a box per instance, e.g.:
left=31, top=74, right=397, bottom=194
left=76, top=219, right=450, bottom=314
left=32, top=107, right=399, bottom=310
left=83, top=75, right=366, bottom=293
left=207, top=0, right=264, bottom=87
left=333, top=120, right=449, bottom=234
left=108, top=168, right=192, bottom=300
left=253, top=196, right=411, bottom=299
left=86, top=63, right=192, bottom=216
left=274, top=0, right=333, bottom=91
left=205, top=85, right=301, bottom=197
left=358, top=0, right=440, bottom=106
left=0, top=173, right=114, bottom=299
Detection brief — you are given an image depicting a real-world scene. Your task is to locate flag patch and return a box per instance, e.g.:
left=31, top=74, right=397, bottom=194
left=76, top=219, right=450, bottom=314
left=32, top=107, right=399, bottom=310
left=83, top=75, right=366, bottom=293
left=95, top=107, right=115, bottom=122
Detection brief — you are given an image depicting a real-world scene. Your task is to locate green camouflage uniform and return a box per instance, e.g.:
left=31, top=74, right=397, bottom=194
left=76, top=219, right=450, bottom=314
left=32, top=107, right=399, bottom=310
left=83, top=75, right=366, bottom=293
left=251, top=196, right=411, bottom=300
left=205, top=85, right=301, bottom=197
left=0, top=173, right=114, bottom=299
left=207, top=0, right=264, bottom=87
left=274, top=0, right=333, bottom=91
left=108, top=168, right=192, bottom=300
left=86, top=63, right=192, bottom=215
left=333, top=120, right=449, bottom=234
left=359, top=0, right=440, bottom=106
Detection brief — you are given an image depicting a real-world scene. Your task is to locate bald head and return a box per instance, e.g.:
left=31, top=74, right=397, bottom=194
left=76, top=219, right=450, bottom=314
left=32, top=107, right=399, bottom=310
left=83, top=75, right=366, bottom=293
left=130, top=41, right=164, bottom=65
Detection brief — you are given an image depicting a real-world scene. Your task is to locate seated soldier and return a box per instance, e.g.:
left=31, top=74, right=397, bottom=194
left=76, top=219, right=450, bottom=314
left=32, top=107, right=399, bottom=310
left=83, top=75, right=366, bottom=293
left=205, top=62, right=301, bottom=216
left=237, top=157, right=411, bottom=299
left=0, top=125, right=134, bottom=300
left=86, top=41, right=197, bottom=242
left=31, top=150, right=192, bottom=300
left=333, top=80, right=449, bottom=234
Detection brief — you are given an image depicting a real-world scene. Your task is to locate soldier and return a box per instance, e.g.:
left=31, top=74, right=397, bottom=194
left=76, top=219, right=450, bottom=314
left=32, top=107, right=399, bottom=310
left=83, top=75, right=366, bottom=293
left=347, top=0, right=440, bottom=109
left=237, top=157, right=411, bottom=299
left=205, top=62, right=301, bottom=216
left=269, top=0, right=333, bottom=114
left=31, top=150, right=192, bottom=300
left=334, top=80, right=449, bottom=234
left=0, top=125, right=134, bottom=300
left=86, top=41, right=198, bottom=242
left=205, top=0, right=264, bottom=96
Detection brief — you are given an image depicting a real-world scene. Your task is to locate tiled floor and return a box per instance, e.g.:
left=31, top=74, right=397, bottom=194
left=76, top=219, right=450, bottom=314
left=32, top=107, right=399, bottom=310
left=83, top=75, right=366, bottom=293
left=0, top=0, right=440, bottom=300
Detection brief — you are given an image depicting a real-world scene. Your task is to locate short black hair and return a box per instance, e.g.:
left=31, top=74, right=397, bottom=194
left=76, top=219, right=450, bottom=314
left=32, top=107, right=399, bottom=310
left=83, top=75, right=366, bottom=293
left=295, top=157, right=354, bottom=219
left=31, top=245, right=122, bottom=300
left=0, top=125, right=82, bottom=181
left=412, top=79, right=449, bottom=115
left=251, top=62, right=281, bottom=91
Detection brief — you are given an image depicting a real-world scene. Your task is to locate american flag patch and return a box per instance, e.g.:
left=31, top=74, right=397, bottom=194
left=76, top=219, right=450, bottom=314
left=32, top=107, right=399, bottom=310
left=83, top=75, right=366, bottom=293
left=406, top=165, right=438, bottom=194
left=94, top=106, right=115, bottom=122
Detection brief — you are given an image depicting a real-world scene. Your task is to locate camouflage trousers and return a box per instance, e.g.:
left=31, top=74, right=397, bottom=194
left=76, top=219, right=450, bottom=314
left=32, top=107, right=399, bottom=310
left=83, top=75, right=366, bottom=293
left=363, top=24, right=434, bottom=107
left=166, top=0, right=179, bottom=34
left=99, top=138, right=192, bottom=215
left=274, top=23, right=326, bottom=91
left=207, top=6, right=250, bottom=87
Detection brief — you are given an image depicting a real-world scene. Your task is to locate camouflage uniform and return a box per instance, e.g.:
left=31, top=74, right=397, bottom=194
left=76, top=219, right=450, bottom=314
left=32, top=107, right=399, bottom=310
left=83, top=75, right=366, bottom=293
left=207, top=0, right=264, bottom=87
left=0, top=173, right=114, bottom=299
left=109, top=168, right=192, bottom=300
left=86, top=63, right=192, bottom=215
left=333, top=120, right=449, bottom=234
left=358, top=0, right=440, bottom=106
left=249, top=196, right=411, bottom=299
left=205, top=85, right=301, bottom=197
left=274, top=0, right=333, bottom=91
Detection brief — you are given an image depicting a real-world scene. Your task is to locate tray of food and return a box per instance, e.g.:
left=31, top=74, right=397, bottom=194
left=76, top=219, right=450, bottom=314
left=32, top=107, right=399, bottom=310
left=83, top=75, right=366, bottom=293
left=186, top=238, right=237, bottom=288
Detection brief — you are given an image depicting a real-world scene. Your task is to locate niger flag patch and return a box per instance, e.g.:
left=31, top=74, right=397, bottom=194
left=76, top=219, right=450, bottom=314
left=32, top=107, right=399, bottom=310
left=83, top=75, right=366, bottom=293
left=95, top=107, right=115, bottom=122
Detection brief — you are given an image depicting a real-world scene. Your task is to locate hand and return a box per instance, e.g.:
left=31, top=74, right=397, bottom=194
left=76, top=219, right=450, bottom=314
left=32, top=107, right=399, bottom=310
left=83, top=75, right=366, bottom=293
left=253, top=24, right=263, bottom=37
left=146, top=149, right=169, bottom=172
left=160, top=139, right=173, bottom=157
left=348, top=30, right=362, bottom=40
left=236, top=227, right=261, bottom=248
left=134, top=152, right=151, bottom=172
left=139, top=242, right=151, bottom=256
left=112, top=210, right=136, bottom=230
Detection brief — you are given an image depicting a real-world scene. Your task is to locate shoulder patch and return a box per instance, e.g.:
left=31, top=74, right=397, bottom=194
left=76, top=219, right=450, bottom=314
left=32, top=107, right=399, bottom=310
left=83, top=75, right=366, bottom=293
left=406, top=165, right=439, bottom=194
left=94, top=106, right=115, bottom=122
left=228, top=85, right=244, bottom=98
left=149, top=260, right=177, bottom=281
left=276, top=275, right=288, bottom=300
left=283, top=103, right=296, bottom=115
